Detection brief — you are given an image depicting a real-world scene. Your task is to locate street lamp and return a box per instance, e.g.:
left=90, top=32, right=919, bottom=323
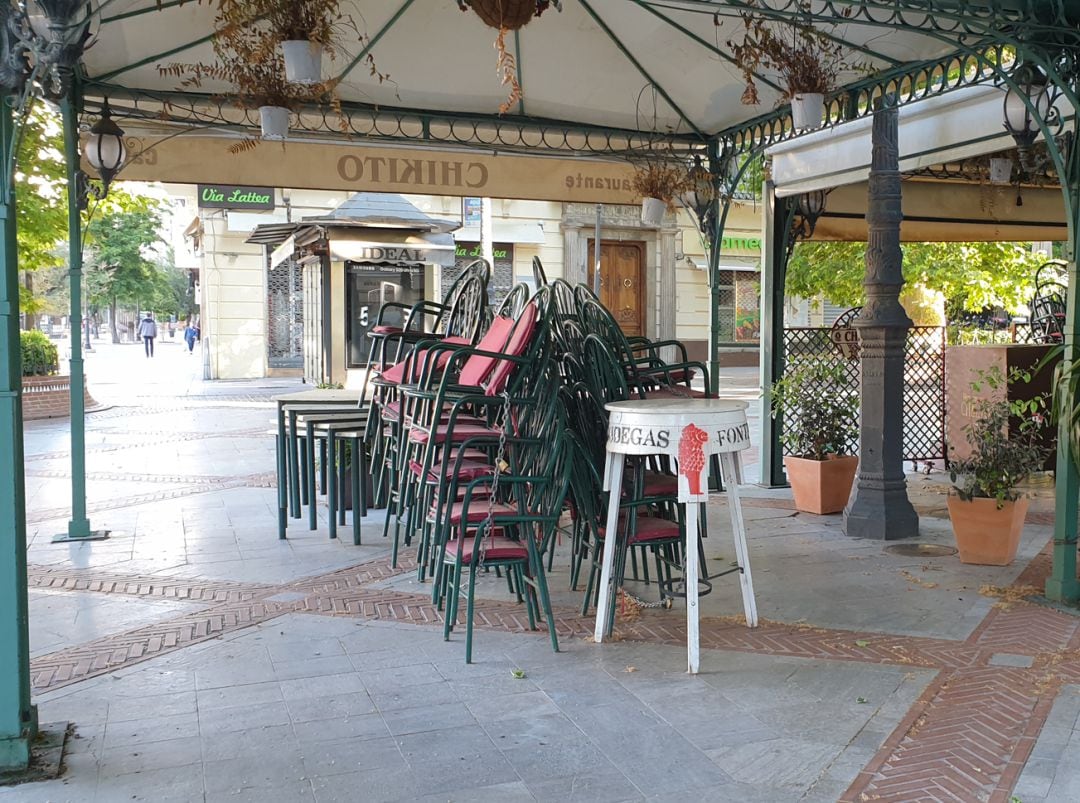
left=1003, top=63, right=1051, bottom=149
left=83, top=98, right=126, bottom=198
left=681, top=154, right=716, bottom=235
left=786, top=189, right=828, bottom=263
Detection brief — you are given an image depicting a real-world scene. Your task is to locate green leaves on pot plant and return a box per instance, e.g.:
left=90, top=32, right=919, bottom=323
left=948, top=366, right=1050, bottom=508
left=770, top=360, right=859, bottom=460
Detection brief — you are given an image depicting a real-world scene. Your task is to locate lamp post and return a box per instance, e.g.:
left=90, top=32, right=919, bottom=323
left=53, top=95, right=123, bottom=544
left=0, top=0, right=95, bottom=773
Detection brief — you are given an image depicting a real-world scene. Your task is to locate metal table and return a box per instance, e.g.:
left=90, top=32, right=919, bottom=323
left=593, top=398, right=758, bottom=673
left=273, top=388, right=362, bottom=539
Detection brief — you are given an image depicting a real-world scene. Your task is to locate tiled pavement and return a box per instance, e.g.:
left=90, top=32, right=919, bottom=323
left=5, top=338, right=1080, bottom=801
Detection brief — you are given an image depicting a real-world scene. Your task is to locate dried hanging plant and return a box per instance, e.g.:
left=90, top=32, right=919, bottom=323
left=160, top=0, right=388, bottom=149
left=725, top=2, right=851, bottom=105
left=629, top=158, right=692, bottom=210
left=458, top=0, right=561, bottom=113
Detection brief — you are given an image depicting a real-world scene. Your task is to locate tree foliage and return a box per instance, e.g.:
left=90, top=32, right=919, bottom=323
left=83, top=191, right=171, bottom=340
left=787, top=240, right=1049, bottom=317
left=15, top=104, right=67, bottom=316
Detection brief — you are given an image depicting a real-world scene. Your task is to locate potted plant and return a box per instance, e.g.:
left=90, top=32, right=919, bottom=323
left=727, top=6, right=850, bottom=130
left=630, top=159, right=691, bottom=226
left=771, top=360, right=860, bottom=514
left=158, top=2, right=369, bottom=146
left=947, top=367, right=1049, bottom=565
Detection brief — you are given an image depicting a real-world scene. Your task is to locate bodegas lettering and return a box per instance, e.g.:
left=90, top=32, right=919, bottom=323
left=608, top=425, right=671, bottom=449
left=337, top=155, right=488, bottom=188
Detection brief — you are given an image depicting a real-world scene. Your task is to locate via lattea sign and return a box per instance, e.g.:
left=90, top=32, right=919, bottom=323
left=197, top=184, right=275, bottom=211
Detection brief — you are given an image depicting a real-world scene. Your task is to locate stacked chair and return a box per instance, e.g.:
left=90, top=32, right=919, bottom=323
left=360, top=257, right=714, bottom=662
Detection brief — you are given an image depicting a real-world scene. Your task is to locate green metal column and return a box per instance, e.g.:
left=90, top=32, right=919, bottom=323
left=757, top=182, right=791, bottom=487
left=55, top=87, right=105, bottom=543
left=0, top=95, right=38, bottom=770
left=1046, top=140, right=1080, bottom=603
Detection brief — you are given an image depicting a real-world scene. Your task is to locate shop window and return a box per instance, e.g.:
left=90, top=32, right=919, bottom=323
left=346, top=262, right=424, bottom=367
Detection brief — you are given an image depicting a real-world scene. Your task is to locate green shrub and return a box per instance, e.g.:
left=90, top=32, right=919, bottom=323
left=21, top=330, right=59, bottom=377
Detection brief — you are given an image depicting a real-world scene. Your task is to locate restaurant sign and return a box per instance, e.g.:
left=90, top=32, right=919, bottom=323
left=197, top=184, right=275, bottom=210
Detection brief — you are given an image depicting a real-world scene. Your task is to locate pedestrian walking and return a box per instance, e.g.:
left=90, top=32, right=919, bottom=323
left=137, top=313, right=158, bottom=357
left=184, top=321, right=197, bottom=354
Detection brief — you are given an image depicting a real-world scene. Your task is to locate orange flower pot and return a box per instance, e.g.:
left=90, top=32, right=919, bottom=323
left=947, top=495, right=1028, bottom=566
left=783, top=455, right=858, bottom=515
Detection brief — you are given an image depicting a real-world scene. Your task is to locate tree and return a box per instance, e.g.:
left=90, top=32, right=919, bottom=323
left=83, top=192, right=168, bottom=343
left=15, top=103, right=67, bottom=328
left=786, top=240, right=1050, bottom=318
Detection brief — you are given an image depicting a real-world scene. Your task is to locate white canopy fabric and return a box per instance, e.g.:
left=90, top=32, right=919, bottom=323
left=83, top=0, right=962, bottom=147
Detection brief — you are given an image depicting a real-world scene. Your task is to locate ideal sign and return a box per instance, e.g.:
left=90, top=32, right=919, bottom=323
left=197, top=184, right=275, bottom=211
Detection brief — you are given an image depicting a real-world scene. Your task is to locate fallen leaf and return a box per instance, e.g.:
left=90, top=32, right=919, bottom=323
left=510, top=668, right=526, bottom=679
left=856, top=697, right=867, bottom=704
left=855, top=639, right=870, bottom=648
left=625, top=665, right=636, bottom=673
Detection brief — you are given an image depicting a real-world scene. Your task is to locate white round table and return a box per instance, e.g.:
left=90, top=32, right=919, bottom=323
left=594, top=398, right=759, bottom=673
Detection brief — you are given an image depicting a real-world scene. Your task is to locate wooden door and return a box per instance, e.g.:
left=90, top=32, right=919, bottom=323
left=587, top=240, right=644, bottom=337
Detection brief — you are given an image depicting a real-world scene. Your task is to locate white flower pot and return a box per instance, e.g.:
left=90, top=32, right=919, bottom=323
left=989, top=157, right=1014, bottom=185
left=259, top=105, right=290, bottom=141
left=641, top=196, right=667, bottom=226
left=791, top=93, right=825, bottom=131
left=281, top=40, right=324, bottom=85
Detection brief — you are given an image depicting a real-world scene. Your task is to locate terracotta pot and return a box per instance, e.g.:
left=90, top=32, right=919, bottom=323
left=467, top=0, right=542, bottom=29
left=783, top=454, right=858, bottom=515
left=947, top=495, right=1028, bottom=566
left=790, top=92, right=825, bottom=130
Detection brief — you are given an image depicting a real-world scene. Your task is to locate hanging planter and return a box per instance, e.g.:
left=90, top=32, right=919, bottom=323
left=259, top=105, right=290, bottom=140
left=458, top=1, right=561, bottom=112
left=640, top=197, right=667, bottom=227
left=790, top=92, right=825, bottom=131
left=281, top=40, right=324, bottom=85
left=459, top=0, right=559, bottom=30
left=630, top=157, right=689, bottom=228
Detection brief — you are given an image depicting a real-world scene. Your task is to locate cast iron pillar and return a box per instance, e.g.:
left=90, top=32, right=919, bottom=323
left=0, top=96, right=37, bottom=770
left=844, top=101, right=919, bottom=540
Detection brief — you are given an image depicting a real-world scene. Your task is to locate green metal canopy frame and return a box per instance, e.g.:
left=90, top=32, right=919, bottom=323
left=0, top=0, right=1078, bottom=771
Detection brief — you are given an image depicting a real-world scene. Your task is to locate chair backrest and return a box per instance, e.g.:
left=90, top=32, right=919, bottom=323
left=582, top=333, right=633, bottom=407
left=579, top=298, right=642, bottom=384
left=458, top=315, right=517, bottom=387
left=494, top=283, right=531, bottom=319
left=531, top=256, right=549, bottom=288
left=440, top=273, right=488, bottom=341
left=485, top=300, right=541, bottom=395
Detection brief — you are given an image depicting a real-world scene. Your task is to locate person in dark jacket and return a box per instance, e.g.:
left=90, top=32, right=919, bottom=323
left=184, top=322, right=197, bottom=354
left=137, top=313, right=158, bottom=357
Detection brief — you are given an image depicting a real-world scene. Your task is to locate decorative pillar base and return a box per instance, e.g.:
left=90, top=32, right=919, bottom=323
left=844, top=482, right=919, bottom=541
left=52, top=528, right=110, bottom=544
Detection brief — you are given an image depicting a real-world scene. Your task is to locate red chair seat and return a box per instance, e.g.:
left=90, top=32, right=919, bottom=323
left=639, top=366, right=694, bottom=383
left=410, top=423, right=500, bottom=445
left=378, top=336, right=472, bottom=384
left=643, top=387, right=708, bottom=400
left=410, top=458, right=493, bottom=483
left=600, top=516, right=681, bottom=543
left=444, top=500, right=517, bottom=525
left=445, top=535, right=527, bottom=562
left=370, top=325, right=403, bottom=335
left=640, top=472, right=677, bottom=497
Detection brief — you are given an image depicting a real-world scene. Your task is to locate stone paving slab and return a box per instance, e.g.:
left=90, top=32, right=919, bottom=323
left=9, top=345, right=1080, bottom=802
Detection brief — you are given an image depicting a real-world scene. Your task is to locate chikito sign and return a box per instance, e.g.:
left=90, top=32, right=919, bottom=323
left=197, top=184, right=275, bottom=210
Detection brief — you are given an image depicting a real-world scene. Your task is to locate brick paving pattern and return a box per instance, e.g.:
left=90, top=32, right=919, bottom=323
left=24, top=534, right=1080, bottom=802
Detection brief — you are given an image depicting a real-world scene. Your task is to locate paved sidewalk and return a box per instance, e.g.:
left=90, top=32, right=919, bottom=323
left=5, top=339, right=1080, bottom=802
